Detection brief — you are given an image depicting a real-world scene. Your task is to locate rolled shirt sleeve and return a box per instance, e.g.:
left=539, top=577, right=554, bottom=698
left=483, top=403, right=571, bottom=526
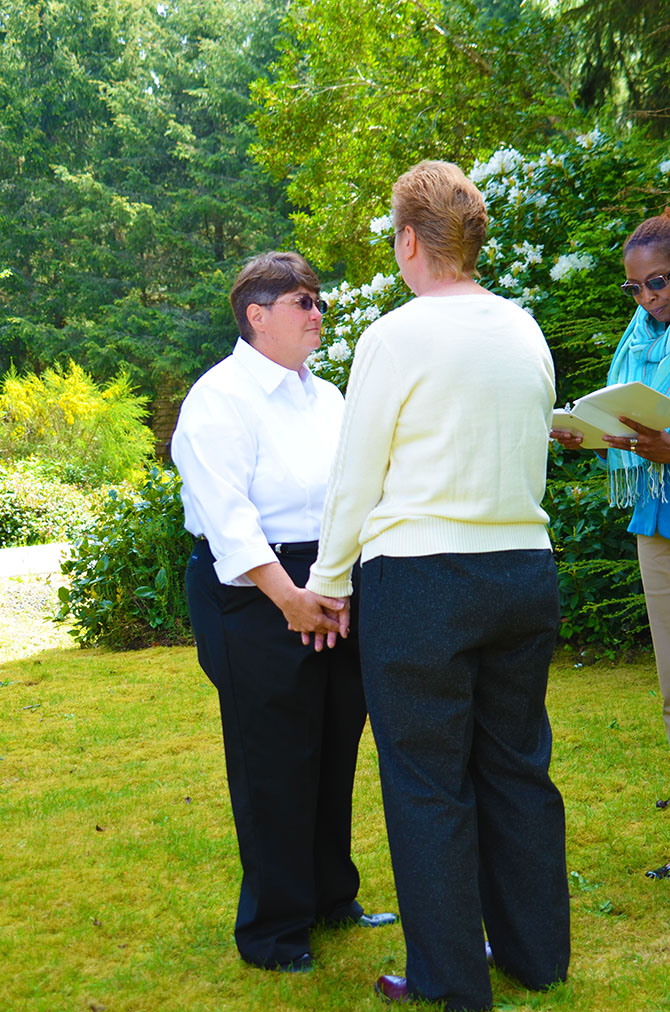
left=171, top=381, right=279, bottom=584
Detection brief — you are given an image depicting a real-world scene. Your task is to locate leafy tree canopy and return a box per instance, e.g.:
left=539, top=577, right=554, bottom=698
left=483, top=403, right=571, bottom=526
left=251, top=0, right=580, bottom=280
left=542, top=0, right=670, bottom=130
left=0, top=0, right=291, bottom=395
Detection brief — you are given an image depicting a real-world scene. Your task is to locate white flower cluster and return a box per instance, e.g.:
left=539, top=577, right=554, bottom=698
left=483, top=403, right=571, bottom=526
left=481, top=237, right=502, bottom=261
left=360, top=272, right=396, bottom=299
left=480, top=234, right=545, bottom=305
left=466, top=140, right=611, bottom=303
left=369, top=214, right=393, bottom=235
left=305, top=349, right=325, bottom=369
left=327, top=339, right=352, bottom=362
left=659, top=160, right=670, bottom=176
left=576, top=127, right=605, bottom=150
left=533, top=149, right=566, bottom=170
left=469, top=148, right=524, bottom=184
left=312, top=270, right=402, bottom=382
left=510, top=287, right=543, bottom=311
left=468, top=146, right=558, bottom=211
left=323, top=273, right=396, bottom=309
left=513, top=241, right=543, bottom=266
left=549, top=252, right=594, bottom=281
left=325, top=279, right=355, bottom=306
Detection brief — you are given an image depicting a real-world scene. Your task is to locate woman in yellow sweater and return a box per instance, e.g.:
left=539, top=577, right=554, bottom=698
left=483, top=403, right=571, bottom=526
left=306, top=161, right=570, bottom=1009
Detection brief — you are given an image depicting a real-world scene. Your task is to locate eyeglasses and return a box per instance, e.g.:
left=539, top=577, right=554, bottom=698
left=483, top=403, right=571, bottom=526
left=621, top=272, right=670, bottom=298
left=260, top=294, right=328, bottom=313
left=385, top=230, right=402, bottom=250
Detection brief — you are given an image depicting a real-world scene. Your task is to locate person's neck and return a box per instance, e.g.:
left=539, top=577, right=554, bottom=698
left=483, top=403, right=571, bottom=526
left=415, top=275, right=484, bottom=297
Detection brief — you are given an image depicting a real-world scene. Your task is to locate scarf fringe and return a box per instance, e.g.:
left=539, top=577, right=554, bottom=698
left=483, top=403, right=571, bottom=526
left=609, top=461, right=667, bottom=508
left=606, top=307, right=670, bottom=509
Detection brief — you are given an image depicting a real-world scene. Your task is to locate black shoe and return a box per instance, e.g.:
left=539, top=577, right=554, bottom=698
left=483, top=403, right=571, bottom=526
left=245, top=952, right=314, bottom=972
left=274, top=952, right=314, bottom=972
left=357, top=911, right=399, bottom=927
left=646, top=861, right=670, bottom=879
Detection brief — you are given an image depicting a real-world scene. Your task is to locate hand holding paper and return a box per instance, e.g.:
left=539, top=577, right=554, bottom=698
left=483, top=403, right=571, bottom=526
left=602, top=417, right=670, bottom=463
left=551, top=382, right=670, bottom=450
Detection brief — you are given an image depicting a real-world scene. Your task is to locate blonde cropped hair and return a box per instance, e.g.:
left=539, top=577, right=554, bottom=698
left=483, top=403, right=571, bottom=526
left=392, top=161, right=487, bottom=279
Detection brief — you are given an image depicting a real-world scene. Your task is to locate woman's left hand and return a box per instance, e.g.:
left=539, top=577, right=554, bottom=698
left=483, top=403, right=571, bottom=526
left=288, top=591, right=351, bottom=651
left=602, top=417, right=670, bottom=463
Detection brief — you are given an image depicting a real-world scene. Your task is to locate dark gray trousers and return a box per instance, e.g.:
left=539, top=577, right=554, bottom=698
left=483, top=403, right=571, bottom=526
left=186, top=542, right=366, bottom=967
left=360, top=551, right=570, bottom=1010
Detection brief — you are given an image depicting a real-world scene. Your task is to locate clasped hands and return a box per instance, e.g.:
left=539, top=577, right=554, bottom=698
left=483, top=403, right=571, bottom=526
left=285, top=588, right=351, bottom=652
left=247, top=560, right=350, bottom=651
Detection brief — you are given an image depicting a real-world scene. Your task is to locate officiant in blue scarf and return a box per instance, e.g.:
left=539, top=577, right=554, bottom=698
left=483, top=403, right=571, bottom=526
left=552, top=209, right=670, bottom=878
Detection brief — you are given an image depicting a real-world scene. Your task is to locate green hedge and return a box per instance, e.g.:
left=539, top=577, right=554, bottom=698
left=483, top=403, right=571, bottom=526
left=545, top=446, right=648, bottom=656
left=57, top=467, right=193, bottom=649
left=0, top=459, right=100, bottom=547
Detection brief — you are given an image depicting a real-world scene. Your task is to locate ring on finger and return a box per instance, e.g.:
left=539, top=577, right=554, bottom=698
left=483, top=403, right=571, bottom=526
left=630, top=438, right=638, bottom=449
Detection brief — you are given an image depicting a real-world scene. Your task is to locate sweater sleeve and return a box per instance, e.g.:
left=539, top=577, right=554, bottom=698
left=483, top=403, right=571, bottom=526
left=307, top=325, right=402, bottom=597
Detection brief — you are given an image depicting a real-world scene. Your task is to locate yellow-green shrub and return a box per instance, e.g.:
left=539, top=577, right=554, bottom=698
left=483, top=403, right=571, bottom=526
left=0, top=361, right=155, bottom=483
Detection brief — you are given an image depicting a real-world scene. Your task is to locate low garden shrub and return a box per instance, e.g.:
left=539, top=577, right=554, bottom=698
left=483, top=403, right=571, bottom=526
left=0, top=459, right=100, bottom=547
left=58, top=466, right=193, bottom=649
left=545, top=446, right=648, bottom=655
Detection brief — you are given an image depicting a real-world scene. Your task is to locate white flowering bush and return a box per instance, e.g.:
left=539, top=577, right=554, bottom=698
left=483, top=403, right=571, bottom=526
left=315, top=131, right=669, bottom=406
left=309, top=272, right=408, bottom=386
left=310, top=130, right=670, bottom=653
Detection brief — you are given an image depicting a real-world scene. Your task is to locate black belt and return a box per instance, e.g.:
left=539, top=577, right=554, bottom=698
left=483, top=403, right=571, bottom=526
left=270, top=541, right=319, bottom=556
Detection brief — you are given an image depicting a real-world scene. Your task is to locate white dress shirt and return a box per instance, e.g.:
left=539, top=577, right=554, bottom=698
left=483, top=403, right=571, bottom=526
left=171, top=338, right=345, bottom=585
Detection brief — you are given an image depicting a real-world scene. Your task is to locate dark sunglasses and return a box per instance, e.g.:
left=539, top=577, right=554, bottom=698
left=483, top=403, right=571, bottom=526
left=385, top=230, right=402, bottom=250
left=621, top=272, right=670, bottom=298
left=261, top=294, right=328, bottom=313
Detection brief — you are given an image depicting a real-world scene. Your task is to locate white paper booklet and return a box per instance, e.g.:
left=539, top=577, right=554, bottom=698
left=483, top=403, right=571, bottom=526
left=552, top=381, right=670, bottom=449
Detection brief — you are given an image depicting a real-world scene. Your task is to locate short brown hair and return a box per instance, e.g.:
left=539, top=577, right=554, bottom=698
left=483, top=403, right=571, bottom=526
left=230, top=251, right=321, bottom=343
left=623, top=208, right=670, bottom=262
left=392, top=160, right=487, bottom=278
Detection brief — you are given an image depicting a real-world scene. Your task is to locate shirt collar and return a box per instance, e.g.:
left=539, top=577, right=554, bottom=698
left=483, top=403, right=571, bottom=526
left=233, top=337, right=315, bottom=396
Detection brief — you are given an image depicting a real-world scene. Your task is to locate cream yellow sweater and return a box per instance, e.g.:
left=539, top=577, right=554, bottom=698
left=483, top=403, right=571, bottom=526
left=307, top=293, right=555, bottom=598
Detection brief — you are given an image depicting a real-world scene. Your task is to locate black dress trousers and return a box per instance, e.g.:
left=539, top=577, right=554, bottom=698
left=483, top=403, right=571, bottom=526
left=186, top=541, right=366, bottom=967
left=360, top=550, right=570, bottom=1011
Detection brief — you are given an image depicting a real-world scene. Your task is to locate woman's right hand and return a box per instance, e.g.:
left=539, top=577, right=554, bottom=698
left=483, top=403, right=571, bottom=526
left=290, top=592, right=351, bottom=652
left=282, top=588, right=348, bottom=643
left=550, top=427, right=584, bottom=451
left=246, top=561, right=347, bottom=648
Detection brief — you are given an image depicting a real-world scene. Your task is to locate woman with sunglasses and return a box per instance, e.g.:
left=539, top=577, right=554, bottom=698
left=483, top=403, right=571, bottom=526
left=552, top=209, right=670, bottom=878
left=306, top=162, right=570, bottom=1009
left=171, top=251, right=395, bottom=973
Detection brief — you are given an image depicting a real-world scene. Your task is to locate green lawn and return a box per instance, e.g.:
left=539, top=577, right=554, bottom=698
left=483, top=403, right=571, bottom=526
left=1, top=643, right=669, bottom=1012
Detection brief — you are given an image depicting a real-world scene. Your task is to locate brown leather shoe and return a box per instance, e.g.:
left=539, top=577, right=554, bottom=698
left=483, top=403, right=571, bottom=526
left=375, top=975, right=410, bottom=1003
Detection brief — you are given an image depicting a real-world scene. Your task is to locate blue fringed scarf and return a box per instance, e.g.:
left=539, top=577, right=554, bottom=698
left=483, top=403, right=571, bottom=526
left=606, top=305, right=670, bottom=506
